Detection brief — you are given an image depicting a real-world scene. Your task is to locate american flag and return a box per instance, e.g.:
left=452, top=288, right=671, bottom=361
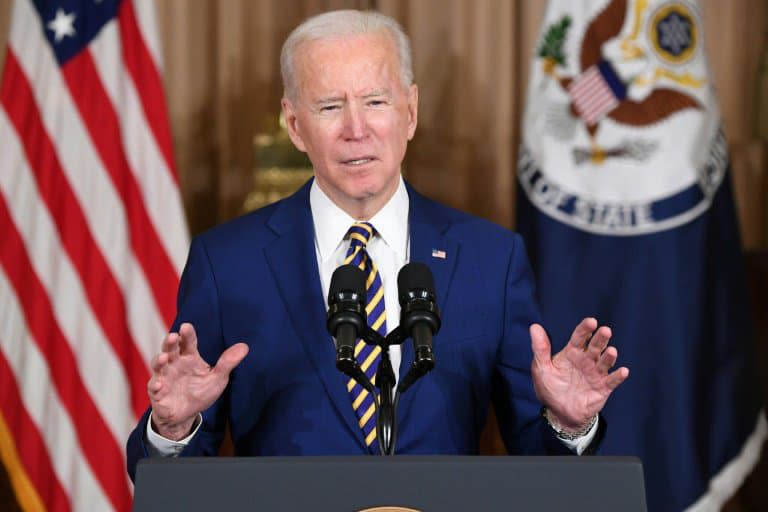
left=0, top=1, right=187, bottom=510
left=567, top=61, right=626, bottom=125
left=431, top=248, right=446, bottom=259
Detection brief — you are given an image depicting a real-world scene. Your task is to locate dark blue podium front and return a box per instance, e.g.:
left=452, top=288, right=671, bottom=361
left=133, top=455, right=646, bottom=511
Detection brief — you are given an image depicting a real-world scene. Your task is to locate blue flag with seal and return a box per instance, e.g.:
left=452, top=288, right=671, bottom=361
left=517, top=1, right=766, bottom=510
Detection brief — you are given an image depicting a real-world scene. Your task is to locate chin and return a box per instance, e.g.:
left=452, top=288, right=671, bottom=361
left=343, top=175, right=386, bottom=197
left=345, top=186, right=381, bottom=203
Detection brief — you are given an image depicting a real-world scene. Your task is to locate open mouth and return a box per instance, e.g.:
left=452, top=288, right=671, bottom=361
left=341, top=157, right=376, bottom=166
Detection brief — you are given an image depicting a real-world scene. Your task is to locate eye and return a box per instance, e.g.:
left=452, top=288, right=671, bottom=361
left=319, top=104, right=340, bottom=113
left=367, top=99, right=387, bottom=107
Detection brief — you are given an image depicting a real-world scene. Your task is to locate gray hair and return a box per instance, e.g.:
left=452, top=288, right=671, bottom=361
left=280, top=10, right=414, bottom=102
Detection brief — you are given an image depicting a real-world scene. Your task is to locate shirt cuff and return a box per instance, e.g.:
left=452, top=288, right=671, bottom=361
left=557, top=418, right=599, bottom=455
left=145, top=411, right=202, bottom=457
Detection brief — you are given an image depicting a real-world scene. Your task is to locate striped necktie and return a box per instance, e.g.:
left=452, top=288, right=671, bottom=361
left=344, top=222, right=385, bottom=452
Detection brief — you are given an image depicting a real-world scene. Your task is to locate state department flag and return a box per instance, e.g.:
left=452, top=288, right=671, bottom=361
left=0, top=1, right=188, bottom=510
left=517, top=0, right=766, bottom=510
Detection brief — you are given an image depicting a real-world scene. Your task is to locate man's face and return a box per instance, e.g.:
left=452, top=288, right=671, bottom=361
left=282, top=32, right=418, bottom=218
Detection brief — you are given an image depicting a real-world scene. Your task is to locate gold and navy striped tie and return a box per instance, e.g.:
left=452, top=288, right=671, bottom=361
left=344, top=222, right=385, bottom=451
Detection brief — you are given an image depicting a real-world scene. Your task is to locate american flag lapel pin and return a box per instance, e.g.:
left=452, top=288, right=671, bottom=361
left=431, top=248, right=446, bottom=259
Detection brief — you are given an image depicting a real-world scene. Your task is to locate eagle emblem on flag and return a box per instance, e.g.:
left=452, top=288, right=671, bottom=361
left=518, top=0, right=726, bottom=236
left=537, top=0, right=704, bottom=165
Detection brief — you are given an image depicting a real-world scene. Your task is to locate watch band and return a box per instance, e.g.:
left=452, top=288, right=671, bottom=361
left=541, top=407, right=598, bottom=441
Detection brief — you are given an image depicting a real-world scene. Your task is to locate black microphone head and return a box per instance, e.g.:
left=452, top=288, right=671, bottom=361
left=328, top=264, right=366, bottom=305
left=397, top=262, right=436, bottom=306
left=327, top=264, right=367, bottom=338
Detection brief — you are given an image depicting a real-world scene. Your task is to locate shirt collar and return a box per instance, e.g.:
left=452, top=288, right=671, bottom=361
left=310, top=176, right=410, bottom=262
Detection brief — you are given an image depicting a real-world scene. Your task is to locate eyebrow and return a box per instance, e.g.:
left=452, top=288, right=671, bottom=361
left=361, top=89, right=391, bottom=98
left=314, top=96, right=344, bottom=105
left=314, top=89, right=392, bottom=104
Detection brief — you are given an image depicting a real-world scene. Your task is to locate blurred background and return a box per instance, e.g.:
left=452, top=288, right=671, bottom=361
left=0, top=0, right=766, bottom=510
left=2, top=0, right=764, bottom=240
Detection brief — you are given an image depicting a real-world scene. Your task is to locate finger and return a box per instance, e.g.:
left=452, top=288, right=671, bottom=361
left=214, top=343, right=250, bottom=376
left=150, top=352, right=162, bottom=373
left=567, top=317, right=598, bottom=351
left=147, top=365, right=169, bottom=404
left=161, top=332, right=181, bottom=364
left=587, top=326, right=612, bottom=359
left=529, top=324, right=552, bottom=367
left=596, top=346, right=618, bottom=373
left=147, top=375, right=163, bottom=396
left=151, top=351, right=170, bottom=374
left=605, top=366, right=630, bottom=390
left=178, top=323, right=199, bottom=355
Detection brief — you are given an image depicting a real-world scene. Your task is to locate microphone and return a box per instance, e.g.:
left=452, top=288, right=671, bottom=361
left=326, top=265, right=372, bottom=389
left=397, top=262, right=440, bottom=392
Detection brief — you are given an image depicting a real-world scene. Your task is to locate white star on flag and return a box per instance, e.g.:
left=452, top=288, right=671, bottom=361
left=47, top=8, right=77, bottom=43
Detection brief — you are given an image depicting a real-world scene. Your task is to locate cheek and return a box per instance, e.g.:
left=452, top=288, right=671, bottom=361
left=296, top=113, right=339, bottom=143
left=386, top=124, right=410, bottom=158
left=301, top=129, right=337, bottom=160
left=370, top=119, right=403, bottom=150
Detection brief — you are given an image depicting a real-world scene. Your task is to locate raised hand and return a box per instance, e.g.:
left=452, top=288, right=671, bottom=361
left=148, top=323, right=249, bottom=440
left=530, top=317, right=629, bottom=433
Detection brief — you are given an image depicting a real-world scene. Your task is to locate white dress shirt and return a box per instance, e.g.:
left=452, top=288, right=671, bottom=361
left=312, top=176, right=410, bottom=384
left=147, top=176, right=595, bottom=455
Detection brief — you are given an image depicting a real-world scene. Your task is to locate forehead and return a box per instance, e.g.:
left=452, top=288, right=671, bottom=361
left=293, top=32, right=402, bottom=98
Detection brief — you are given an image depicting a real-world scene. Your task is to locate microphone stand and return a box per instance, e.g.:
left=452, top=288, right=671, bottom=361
left=331, top=263, right=439, bottom=456
left=375, top=346, right=395, bottom=453
left=354, top=326, right=432, bottom=456
left=360, top=328, right=399, bottom=455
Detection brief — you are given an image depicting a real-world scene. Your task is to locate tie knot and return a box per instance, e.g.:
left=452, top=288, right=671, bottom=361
left=347, top=222, right=375, bottom=249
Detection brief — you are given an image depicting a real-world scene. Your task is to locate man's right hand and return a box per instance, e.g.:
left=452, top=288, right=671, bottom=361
left=147, top=322, right=249, bottom=440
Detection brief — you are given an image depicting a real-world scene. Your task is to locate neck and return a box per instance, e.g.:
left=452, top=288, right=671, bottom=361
left=343, top=199, right=385, bottom=221
left=316, top=178, right=399, bottom=221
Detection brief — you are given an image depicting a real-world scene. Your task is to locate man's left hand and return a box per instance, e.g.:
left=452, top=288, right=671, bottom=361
left=530, top=318, right=629, bottom=433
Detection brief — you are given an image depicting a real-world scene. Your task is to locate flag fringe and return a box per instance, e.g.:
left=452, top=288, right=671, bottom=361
left=685, top=409, right=768, bottom=511
left=0, top=412, right=46, bottom=512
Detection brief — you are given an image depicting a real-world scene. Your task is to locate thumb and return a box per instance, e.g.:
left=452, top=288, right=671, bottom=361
left=530, top=323, right=552, bottom=367
left=214, top=343, right=249, bottom=376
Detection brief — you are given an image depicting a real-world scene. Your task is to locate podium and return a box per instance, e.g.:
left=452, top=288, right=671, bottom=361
left=133, top=456, right=646, bottom=511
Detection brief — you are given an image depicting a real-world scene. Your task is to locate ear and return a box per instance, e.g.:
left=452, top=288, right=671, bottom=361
left=406, top=84, right=418, bottom=141
left=281, top=97, right=307, bottom=152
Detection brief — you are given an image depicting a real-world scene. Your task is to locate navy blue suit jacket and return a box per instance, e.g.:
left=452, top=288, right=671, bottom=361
left=126, top=180, right=572, bottom=480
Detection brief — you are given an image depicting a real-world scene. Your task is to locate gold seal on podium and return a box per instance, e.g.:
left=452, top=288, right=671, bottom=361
left=358, top=508, right=422, bottom=512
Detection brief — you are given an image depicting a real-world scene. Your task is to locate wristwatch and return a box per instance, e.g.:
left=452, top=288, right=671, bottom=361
left=541, top=407, right=598, bottom=440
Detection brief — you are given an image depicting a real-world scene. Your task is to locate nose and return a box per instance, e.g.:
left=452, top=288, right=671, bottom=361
left=341, top=104, right=367, bottom=140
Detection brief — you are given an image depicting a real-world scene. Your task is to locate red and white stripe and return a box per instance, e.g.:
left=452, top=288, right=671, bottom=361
left=567, top=65, right=619, bottom=125
left=0, top=1, right=188, bottom=511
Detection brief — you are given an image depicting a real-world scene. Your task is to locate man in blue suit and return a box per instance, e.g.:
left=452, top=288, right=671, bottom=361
left=127, top=10, right=629, bottom=480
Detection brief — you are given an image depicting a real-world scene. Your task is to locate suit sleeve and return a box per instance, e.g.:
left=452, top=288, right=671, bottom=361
left=126, top=236, right=230, bottom=481
left=490, top=233, right=572, bottom=455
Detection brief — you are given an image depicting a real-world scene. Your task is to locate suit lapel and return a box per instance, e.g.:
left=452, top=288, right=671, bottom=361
left=263, top=181, right=366, bottom=450
left=397, top=186, right=460, bottom=433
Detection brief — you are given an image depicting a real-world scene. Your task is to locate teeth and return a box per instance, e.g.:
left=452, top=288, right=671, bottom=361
left=346, top=158, right=371, bottom=165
